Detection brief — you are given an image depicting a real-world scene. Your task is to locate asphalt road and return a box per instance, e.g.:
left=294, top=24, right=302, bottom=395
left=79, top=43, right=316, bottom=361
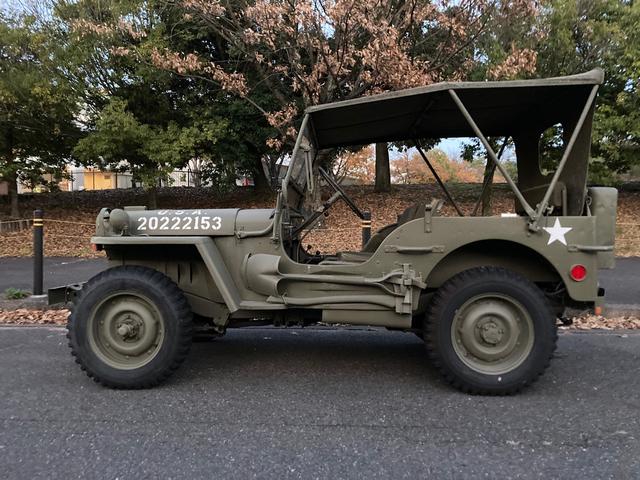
left=0, top=256, right=109, bottom=292
left=599, top=257, right=640, bottom=305
left=1, top=256, right=637, bottom=305
left=0, top=326, right=638, bottom=479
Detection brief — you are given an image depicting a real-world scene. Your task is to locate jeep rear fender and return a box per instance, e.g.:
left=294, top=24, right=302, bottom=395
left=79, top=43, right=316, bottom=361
left=426, top=240, right=562, bottom=287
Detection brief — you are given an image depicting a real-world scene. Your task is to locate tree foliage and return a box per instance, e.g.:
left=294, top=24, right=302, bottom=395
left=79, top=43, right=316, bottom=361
left=332, top=146, right=376, bottom=184
left=536, top=0, right=640, bottom=182
left=392, top=149, right=483, bottom=185
left=0, top=12, right=80, bottom=217
left=67, top=0, right=541, bottom=186
left=2, top=0, right=639, bottom=212
left=53, top=0, right=276, bottom=200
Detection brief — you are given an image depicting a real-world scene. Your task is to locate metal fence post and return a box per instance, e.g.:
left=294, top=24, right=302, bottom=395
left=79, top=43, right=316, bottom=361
left=361, top=211, right=371, bottom=249
left=33, top=209, right=44, bottom=296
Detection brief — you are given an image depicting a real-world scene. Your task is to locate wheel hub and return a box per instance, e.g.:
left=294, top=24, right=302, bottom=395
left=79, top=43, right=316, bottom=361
left=89, top=293, right=165, bottom=370
left=452, top=294, right=534, bottom=375
left=115, top=313, right=142, bottom=339
left=479, top=319, right=503, bottom=345
left=116, top=322, right=134, bottom=338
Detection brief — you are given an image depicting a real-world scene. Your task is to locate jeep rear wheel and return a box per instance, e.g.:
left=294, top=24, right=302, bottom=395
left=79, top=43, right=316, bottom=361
left=67, top=266, right=193, bottom=388
left=424, top=267, right=557, bottom=395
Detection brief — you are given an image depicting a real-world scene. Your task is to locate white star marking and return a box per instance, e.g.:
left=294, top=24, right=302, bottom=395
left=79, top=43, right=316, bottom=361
left=543, top=218, right=572, bottom=246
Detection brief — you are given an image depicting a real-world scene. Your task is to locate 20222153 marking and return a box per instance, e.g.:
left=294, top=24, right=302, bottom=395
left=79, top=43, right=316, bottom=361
left=137, top=215, right=222, bottom=231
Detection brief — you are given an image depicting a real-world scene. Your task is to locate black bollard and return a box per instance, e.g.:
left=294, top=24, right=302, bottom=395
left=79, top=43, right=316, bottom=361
left=33, top=209, right=44, bottom=296
left=361, top=211, right=371, bottom=249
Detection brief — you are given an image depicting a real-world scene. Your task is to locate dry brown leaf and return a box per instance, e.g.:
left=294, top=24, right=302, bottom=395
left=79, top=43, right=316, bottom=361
left=0, top=308, right=69, bottom=325
left=1, top=308, right=638, bottom=329
left=564, top=314, right=640, bottom=330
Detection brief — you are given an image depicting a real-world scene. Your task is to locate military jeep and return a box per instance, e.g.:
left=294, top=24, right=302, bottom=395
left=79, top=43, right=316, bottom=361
left=55, top=69, right=617, bottom=394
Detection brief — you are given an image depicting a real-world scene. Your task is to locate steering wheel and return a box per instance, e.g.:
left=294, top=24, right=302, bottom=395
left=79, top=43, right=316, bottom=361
left=318, top=167, right=365, bottom=219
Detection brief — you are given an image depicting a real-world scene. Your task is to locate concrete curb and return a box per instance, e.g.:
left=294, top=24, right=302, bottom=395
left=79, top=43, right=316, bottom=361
left=0, top=296, right=55, bottom=310
left=605, top=304, right=640, bottom=317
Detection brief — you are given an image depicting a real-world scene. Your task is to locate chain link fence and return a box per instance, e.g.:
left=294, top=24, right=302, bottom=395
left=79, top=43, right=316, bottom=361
left=63, top=169, right=210, bottom=191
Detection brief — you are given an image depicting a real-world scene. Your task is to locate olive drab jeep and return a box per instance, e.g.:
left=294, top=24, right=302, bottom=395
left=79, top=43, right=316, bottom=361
left=52, top=69, right=618, bottom=394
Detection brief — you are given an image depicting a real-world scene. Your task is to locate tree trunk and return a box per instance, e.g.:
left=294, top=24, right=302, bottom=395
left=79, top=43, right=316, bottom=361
left=252, top=156, right=271, bottom=191
left=191, top=160, right=202, bottom=188
left=374, top=143, right=391, bottom=192
left=8, top=169, right=19, bottom=218
left=480, top=160, right=497, bottom=216
left=147, top=185, right=158, bottom=209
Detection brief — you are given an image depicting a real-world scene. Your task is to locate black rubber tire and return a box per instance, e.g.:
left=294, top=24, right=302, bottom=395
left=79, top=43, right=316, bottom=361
left=67, top=266, right=193, bottom=388
left=424, top=266, right=557, bottom=395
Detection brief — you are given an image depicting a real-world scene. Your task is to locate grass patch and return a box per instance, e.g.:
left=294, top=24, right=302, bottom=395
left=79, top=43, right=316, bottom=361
left=4, top=288, right=30, bottom=300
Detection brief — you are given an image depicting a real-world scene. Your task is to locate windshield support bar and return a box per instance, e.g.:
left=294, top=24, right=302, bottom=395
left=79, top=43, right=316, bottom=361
left=531, top=85, right=599, bottom=229
left=448, top=89, right=536, bottom=221
left=415, top=139, right=464, bottom=216
left=282, top=114, right=310, bottom=191
left=291, top=191, right=341, bottom=238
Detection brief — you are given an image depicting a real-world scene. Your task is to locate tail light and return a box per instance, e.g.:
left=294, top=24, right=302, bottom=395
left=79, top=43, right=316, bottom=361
left=569, top=264, right=587, bottom=282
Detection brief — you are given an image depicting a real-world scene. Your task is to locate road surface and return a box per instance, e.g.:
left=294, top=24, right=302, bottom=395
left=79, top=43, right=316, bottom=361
left=0, top=326, right=638, bottom=479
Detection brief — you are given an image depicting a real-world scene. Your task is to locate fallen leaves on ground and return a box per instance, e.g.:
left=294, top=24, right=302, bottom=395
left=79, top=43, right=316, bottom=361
left=0, top=215, right=100, bottom=257
left=564, top=314, right=640, bottom=330
left=1, top=184, right=639, bottom=257
left=0, top=308, right=69, bottom=325
left=0, top=308, right=638, bottom=330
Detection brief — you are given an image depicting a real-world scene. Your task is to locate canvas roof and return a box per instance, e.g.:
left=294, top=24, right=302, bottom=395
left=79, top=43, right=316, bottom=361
left=304, top=69, right=604, bottom=149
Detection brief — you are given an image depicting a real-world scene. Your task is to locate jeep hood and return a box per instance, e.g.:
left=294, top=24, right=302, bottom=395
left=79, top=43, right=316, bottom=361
left=95, top=207, right=274, bottom=237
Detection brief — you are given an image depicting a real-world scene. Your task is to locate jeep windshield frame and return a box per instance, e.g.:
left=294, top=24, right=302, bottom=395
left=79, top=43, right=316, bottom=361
left=281, top=68, right=603, bottom=232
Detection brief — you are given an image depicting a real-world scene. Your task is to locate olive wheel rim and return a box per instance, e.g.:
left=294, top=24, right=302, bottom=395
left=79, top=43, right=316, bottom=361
left=87, top=291, right=165, bottom=370
left=451, top=293, right=535, bottom=375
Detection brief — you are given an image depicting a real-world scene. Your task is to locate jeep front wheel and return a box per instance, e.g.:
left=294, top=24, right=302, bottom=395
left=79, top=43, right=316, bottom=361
left=424, top=267, right=557, bottom=395
left=67, top=266, right=193, bottom=388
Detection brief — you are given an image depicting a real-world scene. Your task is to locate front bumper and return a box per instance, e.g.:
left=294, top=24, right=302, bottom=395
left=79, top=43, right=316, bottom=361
left=48, top=283, right=84, bottom=305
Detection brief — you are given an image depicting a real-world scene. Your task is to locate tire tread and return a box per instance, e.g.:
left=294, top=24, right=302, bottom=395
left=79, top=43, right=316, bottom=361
left=424, top=266, right=557, bottom=395
left=67, top=265, right=193, bottom=389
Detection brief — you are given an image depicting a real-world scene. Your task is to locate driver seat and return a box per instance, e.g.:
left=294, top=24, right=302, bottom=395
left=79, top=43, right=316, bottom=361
left=361, top=201, right=442, bottom=253
left=319, top=201, right=442, bottom=264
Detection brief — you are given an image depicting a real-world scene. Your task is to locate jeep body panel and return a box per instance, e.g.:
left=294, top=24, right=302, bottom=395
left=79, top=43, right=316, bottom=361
left=92, top=211, right=603, bottom=326
left=78, top=69, right=614, bottom=329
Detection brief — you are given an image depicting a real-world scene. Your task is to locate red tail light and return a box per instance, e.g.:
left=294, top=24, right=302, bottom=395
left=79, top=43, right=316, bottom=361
left=570, top=264, right=587, bottom=282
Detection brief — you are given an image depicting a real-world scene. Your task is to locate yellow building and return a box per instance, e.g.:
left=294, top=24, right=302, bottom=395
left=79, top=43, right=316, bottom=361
left=83, top=169, right=117, bottom=190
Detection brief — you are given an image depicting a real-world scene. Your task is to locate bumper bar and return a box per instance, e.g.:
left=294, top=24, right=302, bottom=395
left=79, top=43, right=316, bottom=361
left=48, top=283, right=85, bottom=305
